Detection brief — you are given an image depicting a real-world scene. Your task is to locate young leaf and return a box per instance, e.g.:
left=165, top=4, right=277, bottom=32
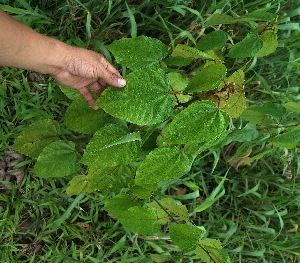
left=283, top=101, right=300, bottom=114
left=169, top=223, right=202, bottom=252
left=205, top=14, right=238, bottom=26
left=81, top=124, right=140, bottom=169
left=119, top=206, right=161, bottom=235
left=66, top=175, right=89, bottom=196
left=130, top=183, right=157, bottom=199
left=150, top=255, right=174, bottom=263
left=227, top=32, right=263, bottom=58
left=33, top=140, right=81, bottom=178
left=242, top=10, right=276, bottom=21
left=171, top=44, right=215, bottom=60
left=107, top=36, right=168, bottom=70
left=196, top=30, right=228, bottom=51
left=162, top=101, right=230, bottom=144
left=268, top=127, right=300, bottom=149
left=147, top=198, right=190, bottom=223
left=227, top=69, right=245, bottom=87
left=104, top=194, right=137, bottom=218
left=135, top=146, right=192, bottom=185
left=64, top=97, right=109, bottom=134
left=168, top=72, right=192, bottom=103
left=186, top=63, right=227, bottom=92
left=195, top=238, right=229, bottom=263
left=164, top=56, right=193, bottom=67
left=98, top=68, right=175, bottom=125
left=255, top=30, right=278, bottom=57
left=216, top=89, right=246, bottom=118
left=13, top=119, right=60, bottom=158
left=215, top=69, right=246, bottom=118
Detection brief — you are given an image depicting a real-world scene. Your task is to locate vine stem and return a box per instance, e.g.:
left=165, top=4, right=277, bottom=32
left=151, top=195, right=179, bottom=224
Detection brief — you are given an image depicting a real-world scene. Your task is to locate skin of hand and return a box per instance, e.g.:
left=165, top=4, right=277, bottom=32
left=0, top=9, right=126, bottom=108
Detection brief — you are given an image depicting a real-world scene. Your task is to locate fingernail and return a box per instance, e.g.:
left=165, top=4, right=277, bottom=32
left=118, top=78, right=126, bottom=86
left=92, top=105, right=99, bottom=110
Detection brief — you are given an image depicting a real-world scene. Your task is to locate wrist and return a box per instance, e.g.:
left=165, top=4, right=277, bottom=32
left=37, top=37, right=70, bottom=75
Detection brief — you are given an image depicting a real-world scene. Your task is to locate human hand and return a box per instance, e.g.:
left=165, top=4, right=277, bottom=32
left=51, top=46, right=126, bottom=109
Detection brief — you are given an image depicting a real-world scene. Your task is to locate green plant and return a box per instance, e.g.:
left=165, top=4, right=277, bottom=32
left=10, top=8, right=286, bottom=260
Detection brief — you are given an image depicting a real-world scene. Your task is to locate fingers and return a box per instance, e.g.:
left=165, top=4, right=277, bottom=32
left=91, top=81, right=106, bottom=96
left=98, top=56, right=126, bottom=88
left=76, top=86, right=97, bottom=109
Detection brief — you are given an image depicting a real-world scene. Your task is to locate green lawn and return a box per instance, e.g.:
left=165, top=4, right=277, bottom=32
left=0, top=0, right=300, bottom=262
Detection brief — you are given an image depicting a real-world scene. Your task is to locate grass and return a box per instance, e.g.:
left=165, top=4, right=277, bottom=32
left=1, top=0, right=300, bottom=262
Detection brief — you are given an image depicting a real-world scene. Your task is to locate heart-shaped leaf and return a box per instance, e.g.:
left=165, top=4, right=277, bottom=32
left=107, top=36, right=168, bottom=70
left=13, top=119, right=60, bottom=158
left=135, top=146, right=192, bottom=185
left=162, top=101, right=230, bottom=144
left=81, top=124, right=140, bottom=169
left=98, top=68, right=175, bottom=125
left=33, top=140, right=81, bottom=178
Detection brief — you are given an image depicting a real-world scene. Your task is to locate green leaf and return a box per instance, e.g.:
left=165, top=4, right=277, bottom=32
left=147, top=198, right=190, bottom=223
left=186, top=63, right=227, bottom=92
left=162, top=101, right=230, bottom=144
left=269, top=127, right=300, bottom=149
left=241, top=103, right=286, bottom=125
left=227, top=32, right=263, bottom=58
left=66, top=175, right=89, bottom=196
left=59, top=85, right=81, bottom=100
left=64, top=97, right=109, bottom=134
left=242, top=10, right=276, bottom=21
left=150, top=254, right=173, bottom=263
left=219, top=90, right=246, bottom=118
left=196, top=30, right=228, bottom=51
left=119, top=206, right=161, bottom=235
left=13, top=119, right=60, bottom=158
left=255, top=30, right=278, bottom=57
left=195, top=238, right=229, bottom=263
left=99, top=68, right=175, bottom=125
left=33, top=140, right=81, bottom=178
left=107, top=36, right=168, bottom=70
left=81, top=124, right=140, bottom=169
left=104, top=194, right=137, bottom=218
left=67, top=166, right=133, bottom=196
left=164, top=56, right=193, bottom=67
left=130, top=183, right=157, bottom=199
left=283, top=102, right=300, bottom=114
left=227, top=69, right=245, bottom=87
left=223, top=123, right=259, bottom=145
left=242, top=103, right=286, bottom=126
left=167, top=72, right=192, bottom=104
left=171, top=44, right=215, bottom=60
left=135, top=146, right=192, bottom=185
left=87, top=165, right=133, bottom=193
left=205, top=14, right=238, bottom=26
left=169, top=223, right=202, bottom=252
